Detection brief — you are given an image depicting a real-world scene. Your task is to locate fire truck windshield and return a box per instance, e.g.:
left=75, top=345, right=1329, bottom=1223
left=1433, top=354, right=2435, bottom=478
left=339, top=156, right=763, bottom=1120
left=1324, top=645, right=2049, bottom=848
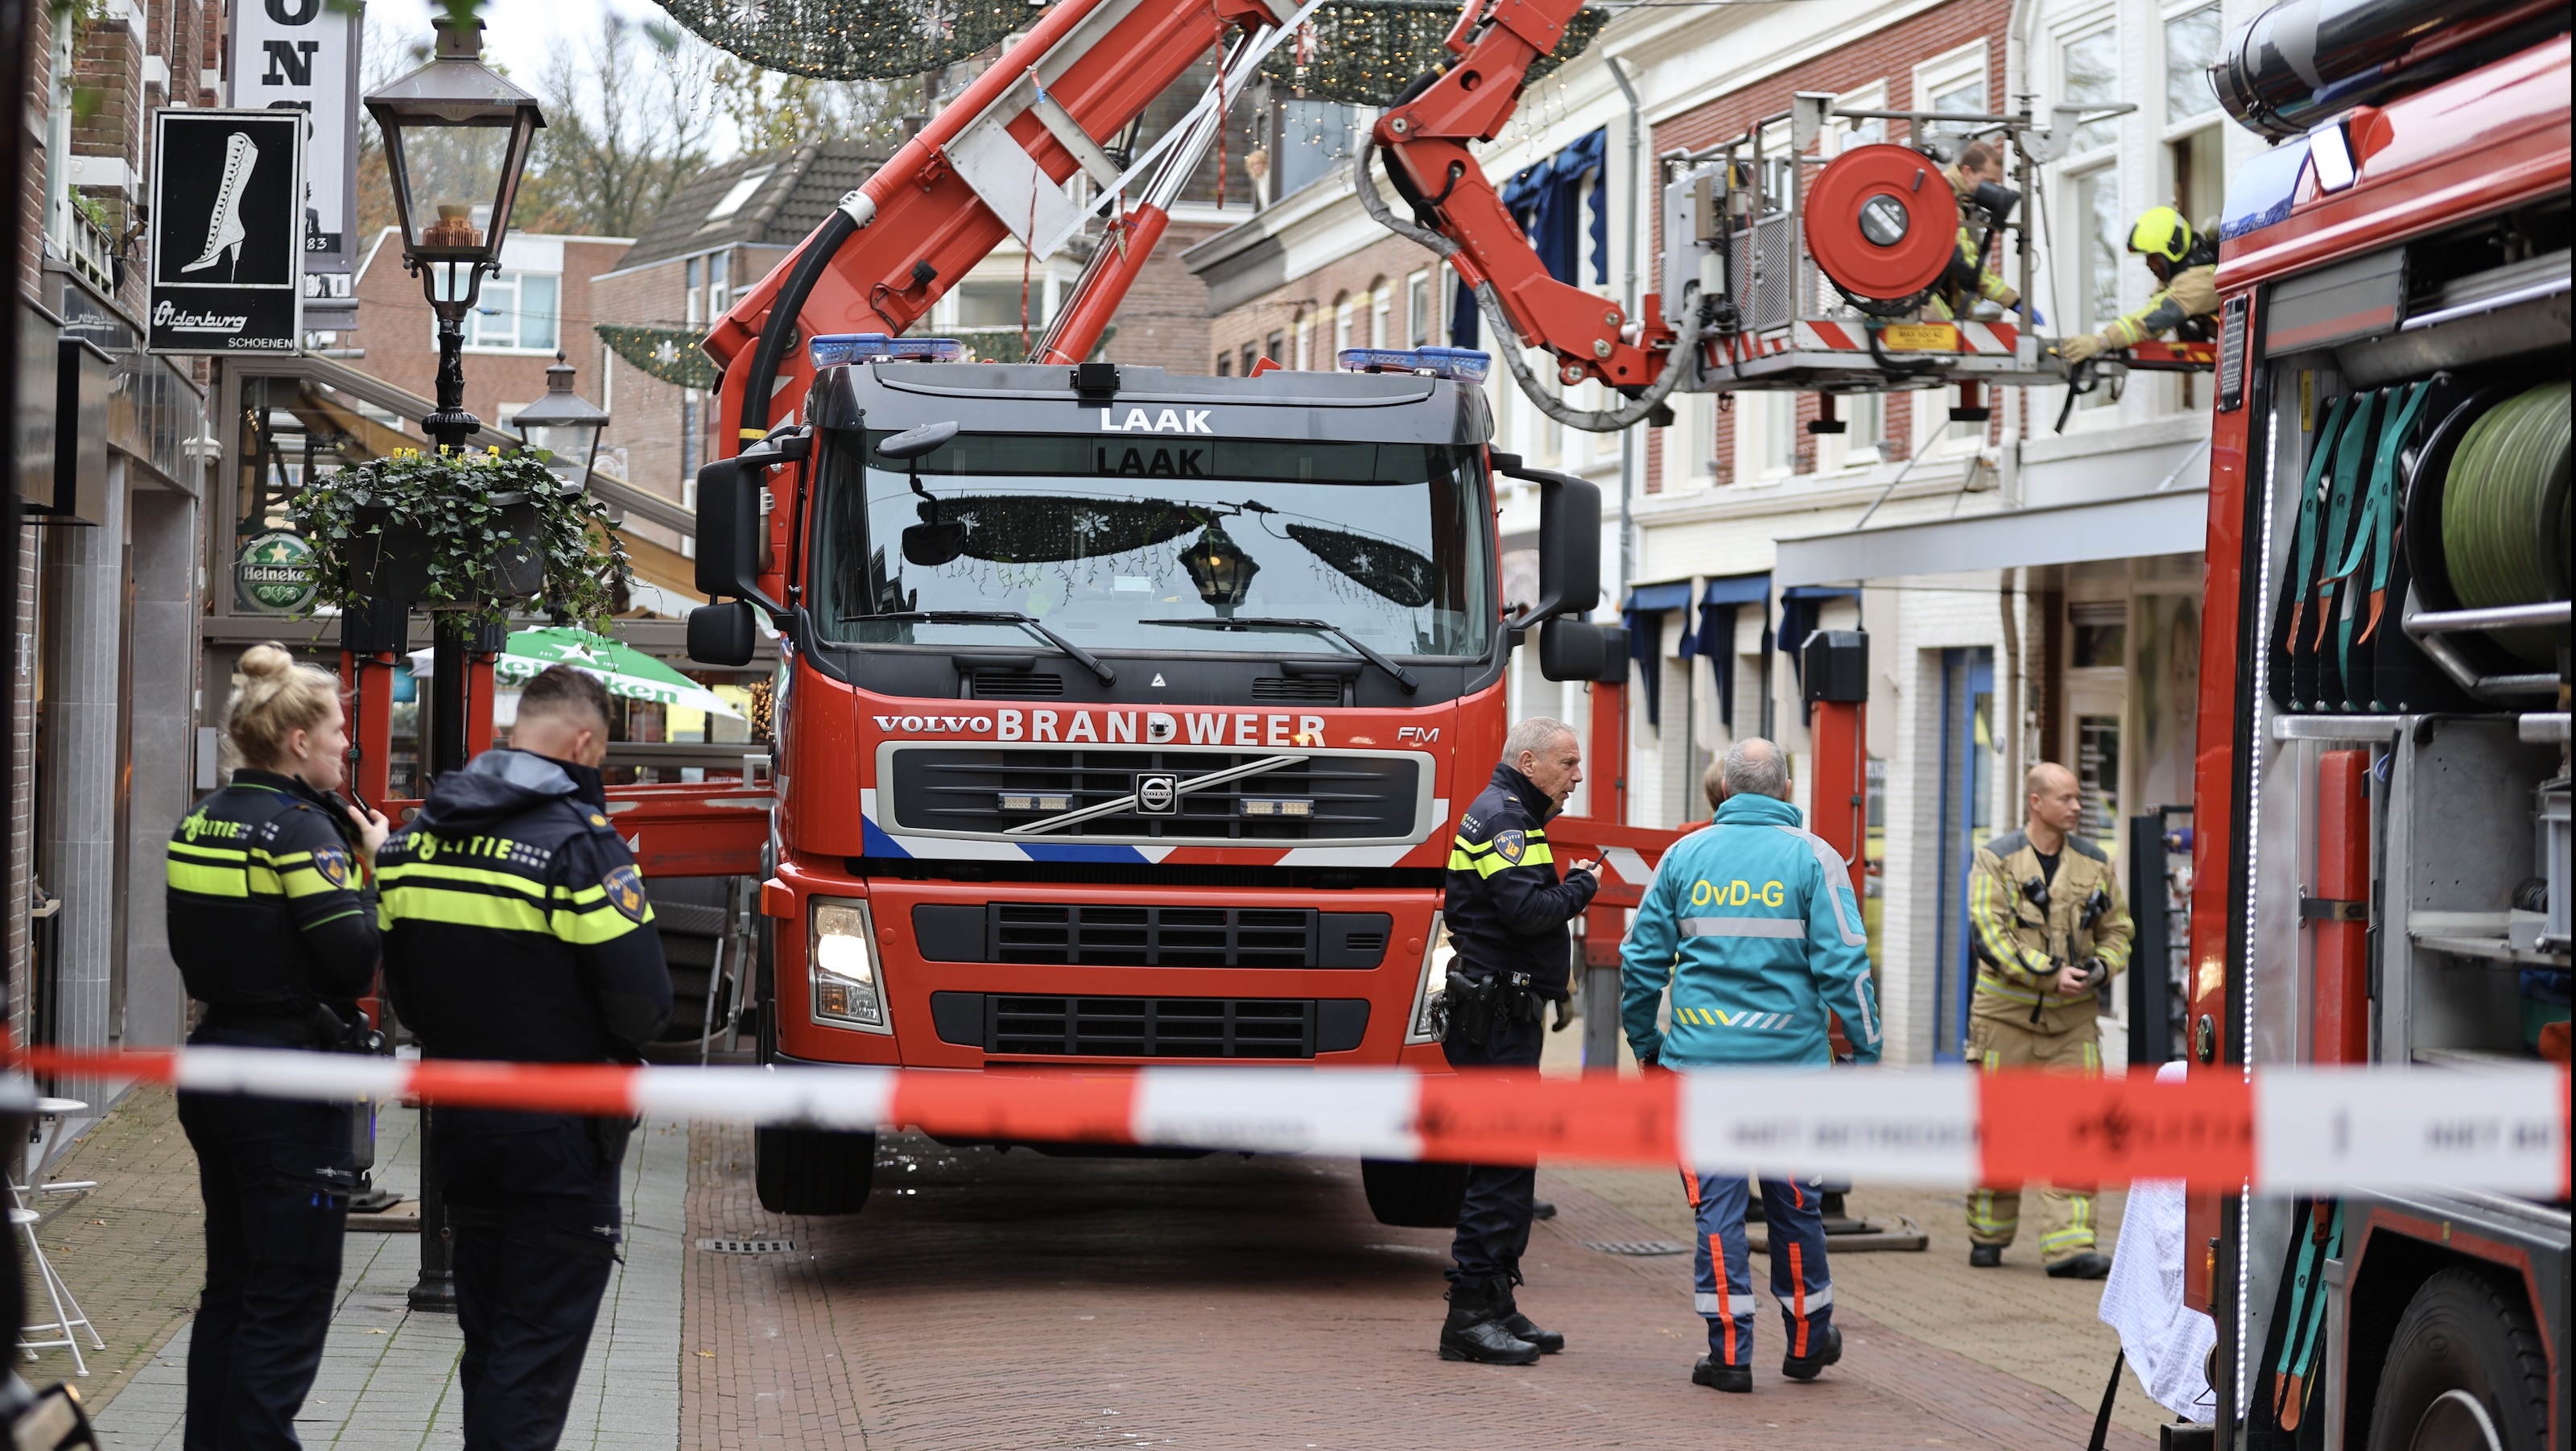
left=811, top=431, right=1495, bottom=659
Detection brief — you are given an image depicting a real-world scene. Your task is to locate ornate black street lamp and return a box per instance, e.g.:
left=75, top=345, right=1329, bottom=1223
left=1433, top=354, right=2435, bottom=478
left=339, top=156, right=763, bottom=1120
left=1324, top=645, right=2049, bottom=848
left=513, top=357, right=610, bottom=492
left=363, top=13, right=543, bottom=1318
left=364, top=14, right=544, bottom=453
left=1181, top=521, right=1260, bottom=616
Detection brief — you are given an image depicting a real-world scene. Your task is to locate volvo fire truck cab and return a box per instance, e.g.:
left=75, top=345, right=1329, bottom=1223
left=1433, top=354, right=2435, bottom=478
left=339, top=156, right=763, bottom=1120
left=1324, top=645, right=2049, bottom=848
left=690, top=342, right=1626, bottom=1221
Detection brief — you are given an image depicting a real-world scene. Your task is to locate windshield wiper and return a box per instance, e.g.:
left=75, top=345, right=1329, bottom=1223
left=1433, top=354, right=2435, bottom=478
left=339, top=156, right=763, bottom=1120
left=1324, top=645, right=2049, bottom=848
left=871, top=610, right=1117, bottom=684
left=1141, top=617, right=1418, bottom=694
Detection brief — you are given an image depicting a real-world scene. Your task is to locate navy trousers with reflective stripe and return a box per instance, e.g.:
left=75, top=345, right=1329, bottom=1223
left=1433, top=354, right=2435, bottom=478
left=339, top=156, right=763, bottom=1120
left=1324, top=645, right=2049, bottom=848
left=1443, top=1010, right=1543, bottom=1289
left=1683, top=1171, right=1833, bottom=1367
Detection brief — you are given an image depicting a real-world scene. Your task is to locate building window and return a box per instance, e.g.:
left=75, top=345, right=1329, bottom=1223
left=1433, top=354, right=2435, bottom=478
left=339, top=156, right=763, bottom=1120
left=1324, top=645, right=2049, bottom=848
left=1913, top=43, right=1985, bottom=149
left=2074, top=167, right=2124, bottom=335
left=705, top=250, right=731, bottom=321
left=1369, top=279, right=1391, bottom=348
left=956, top=279, right=1046, bottom=329
left=1407, top=271, right=1430, bottom=346
left=1216, top=353, right=1232, bottom=376
left=1331, top=291, right=1353, bottom=358
left=1739, top=390, right=1795, bottom=480
left=680, top=391, right=701, bottom=486
left=457, top=269, right=559, bottom=351
left=684, top=256, right=703, bottom=326
left=2164, top=6, right=2223, bottom=124
left=704, top=167, right=774, bottom=223
left=1265, top=329, right=1284, bottom=366
left=2062, top=27, right=2121, bottom=152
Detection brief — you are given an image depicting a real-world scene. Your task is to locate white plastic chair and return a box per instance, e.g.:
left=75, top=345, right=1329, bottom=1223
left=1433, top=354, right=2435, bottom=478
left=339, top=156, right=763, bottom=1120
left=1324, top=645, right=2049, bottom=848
left=14, top=1097, right=103, bottom=1375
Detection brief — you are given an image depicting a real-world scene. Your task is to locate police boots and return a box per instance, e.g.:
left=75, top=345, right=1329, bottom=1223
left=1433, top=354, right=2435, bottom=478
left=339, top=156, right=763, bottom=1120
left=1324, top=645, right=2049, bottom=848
left=1496, top=1284, right=1565, bottom=1354
left=1439, top=1280, right=1542, bottom=1365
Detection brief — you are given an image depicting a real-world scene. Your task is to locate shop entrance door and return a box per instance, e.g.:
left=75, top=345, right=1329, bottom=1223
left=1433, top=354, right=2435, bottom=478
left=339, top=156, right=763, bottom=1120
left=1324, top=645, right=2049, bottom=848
left=1933, top=648, right=1995, bottom=1062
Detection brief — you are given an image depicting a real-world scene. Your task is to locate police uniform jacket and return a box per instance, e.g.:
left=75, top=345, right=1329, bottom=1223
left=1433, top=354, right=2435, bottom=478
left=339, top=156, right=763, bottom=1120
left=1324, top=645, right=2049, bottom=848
left=1444, top=763, right=1597, bottom=1000
left=378, top=750, right=673, bottom=1063
left=165, top=769, right=378, bottom=1040
left=1967, top=829, right=2134, bottom=1034
left=1618, top=792, right=1882, bottom=1069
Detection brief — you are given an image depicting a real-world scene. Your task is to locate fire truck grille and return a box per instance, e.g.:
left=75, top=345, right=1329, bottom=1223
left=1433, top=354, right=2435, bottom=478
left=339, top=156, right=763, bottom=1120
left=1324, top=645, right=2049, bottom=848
left=911, top=903, right=1392, bottom=968
left=932, top=994, right=1371, bottom=1058
left=883, top=747, right=1422, bottom=841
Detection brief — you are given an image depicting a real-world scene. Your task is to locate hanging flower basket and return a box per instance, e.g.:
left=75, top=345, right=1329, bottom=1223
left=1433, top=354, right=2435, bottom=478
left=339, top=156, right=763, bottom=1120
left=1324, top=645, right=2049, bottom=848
left=291, top=446, right=630, bottom=627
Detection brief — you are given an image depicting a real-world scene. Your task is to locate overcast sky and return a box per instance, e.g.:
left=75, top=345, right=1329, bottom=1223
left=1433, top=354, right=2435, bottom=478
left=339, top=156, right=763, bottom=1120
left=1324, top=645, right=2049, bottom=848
left=369, top=0, right=753, bottom=157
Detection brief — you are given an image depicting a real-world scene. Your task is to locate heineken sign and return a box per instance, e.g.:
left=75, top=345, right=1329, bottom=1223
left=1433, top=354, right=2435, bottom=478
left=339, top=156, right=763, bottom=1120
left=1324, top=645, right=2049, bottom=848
left=237, top=531, right=318, bottom=614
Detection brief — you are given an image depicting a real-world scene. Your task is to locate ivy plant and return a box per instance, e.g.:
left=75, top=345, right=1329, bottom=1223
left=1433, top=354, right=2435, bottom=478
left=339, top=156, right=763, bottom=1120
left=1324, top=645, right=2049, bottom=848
left=289, top=445, right=632, bottom=629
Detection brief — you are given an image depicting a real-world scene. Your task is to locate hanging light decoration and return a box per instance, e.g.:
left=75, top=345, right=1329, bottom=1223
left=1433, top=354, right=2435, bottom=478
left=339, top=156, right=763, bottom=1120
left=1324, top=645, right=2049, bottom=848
left=1179, top=521, right=1260, bottom=614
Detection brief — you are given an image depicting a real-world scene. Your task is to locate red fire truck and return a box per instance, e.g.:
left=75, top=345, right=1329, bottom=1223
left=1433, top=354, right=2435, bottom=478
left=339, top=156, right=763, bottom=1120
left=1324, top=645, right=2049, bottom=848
left=2187, top=1, right=2569, bottom=1445
left=671, top=0, right=1715, bottom=1221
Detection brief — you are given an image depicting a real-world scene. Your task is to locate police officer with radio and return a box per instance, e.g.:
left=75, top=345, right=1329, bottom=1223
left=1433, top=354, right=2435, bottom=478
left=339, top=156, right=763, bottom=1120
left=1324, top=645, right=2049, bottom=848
left=167, top=643, right=390, bottom=1449
left=378, top=665, right=671, bottom=1449
left=1434, top=717, right=1599, bottom=1365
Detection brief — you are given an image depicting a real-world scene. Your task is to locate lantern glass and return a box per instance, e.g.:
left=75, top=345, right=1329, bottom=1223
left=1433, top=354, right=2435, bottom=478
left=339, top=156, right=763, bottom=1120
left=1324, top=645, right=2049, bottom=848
left=386, top=122, right=519, bottom=256
left=1180, top=523, right=1259, bottom=612
left=513, top=361, right=610, bottom=491
left=364, top=19, right=543, bottom=267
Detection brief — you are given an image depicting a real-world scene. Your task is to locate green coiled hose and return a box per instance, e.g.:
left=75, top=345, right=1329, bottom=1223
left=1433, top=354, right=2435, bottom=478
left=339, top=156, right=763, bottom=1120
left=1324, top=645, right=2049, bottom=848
left=2442, top=380, right=2570, bottom=668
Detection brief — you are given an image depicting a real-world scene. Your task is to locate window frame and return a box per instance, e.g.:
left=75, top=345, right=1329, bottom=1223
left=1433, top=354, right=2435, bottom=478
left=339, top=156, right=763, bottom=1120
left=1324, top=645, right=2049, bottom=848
left=456, top=267, right=561, bottom=354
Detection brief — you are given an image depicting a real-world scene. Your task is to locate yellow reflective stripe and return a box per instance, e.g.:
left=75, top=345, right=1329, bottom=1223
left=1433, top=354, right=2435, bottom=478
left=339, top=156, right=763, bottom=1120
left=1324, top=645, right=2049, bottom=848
left=551, top=902, right=650, bottom=945
left=1975, top=972, right=2047, bottom=1005
left=167, top=859, right=248, bottom=897
left=169, top=840, right=248, bottom=864
left=1471, top=844, right=1554, bottom=876
left=380, top=883, right=552, bottom=935
left=275, top=866, right=350, bottom=899
left=378, top=862, right=550, bottom=901
left=1451, top=837, right=1496, bottom=856
left=559, top=883, right=609, bottom=906
left=1447, top=850, right=1478, bottom=871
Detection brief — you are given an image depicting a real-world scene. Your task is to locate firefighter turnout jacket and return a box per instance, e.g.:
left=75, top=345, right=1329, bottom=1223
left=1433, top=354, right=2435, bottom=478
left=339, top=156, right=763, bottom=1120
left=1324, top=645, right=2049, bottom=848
left=1620, top=792, right=1883, bottom=1069
left=1967, top=829, right=2133, bottom=1034
left=165, top=769, right=378, bottom=1035
left=1444, top=763, right=1597, bottom=1000
left=378, top=750, right=672, bottom=1062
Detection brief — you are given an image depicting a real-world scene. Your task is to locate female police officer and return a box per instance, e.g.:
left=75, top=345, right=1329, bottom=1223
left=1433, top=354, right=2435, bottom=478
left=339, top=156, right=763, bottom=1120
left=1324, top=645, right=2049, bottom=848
left=166, top=642, right=388, bottom=1449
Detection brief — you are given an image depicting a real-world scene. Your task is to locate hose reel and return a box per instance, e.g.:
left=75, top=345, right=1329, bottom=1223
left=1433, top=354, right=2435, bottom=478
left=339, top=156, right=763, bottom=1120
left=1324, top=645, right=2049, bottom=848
left=1802, top=144, right=1959, bottom=318
left=2404, top=378, right=2572, bottom=672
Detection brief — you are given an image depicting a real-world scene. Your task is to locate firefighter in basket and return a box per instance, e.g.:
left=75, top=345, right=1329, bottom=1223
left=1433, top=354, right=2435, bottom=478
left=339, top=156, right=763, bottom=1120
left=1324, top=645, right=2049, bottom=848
left=2055, top=205, right=2219, bottom=363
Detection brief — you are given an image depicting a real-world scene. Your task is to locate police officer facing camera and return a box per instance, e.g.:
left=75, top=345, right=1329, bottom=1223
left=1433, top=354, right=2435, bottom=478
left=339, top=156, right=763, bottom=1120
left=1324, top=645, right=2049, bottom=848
left=167, top=642, right=391, bottom=1448
left=1435, top=717, right=1599, bottom=1366
left=379, top=665, right=671, bottom=1449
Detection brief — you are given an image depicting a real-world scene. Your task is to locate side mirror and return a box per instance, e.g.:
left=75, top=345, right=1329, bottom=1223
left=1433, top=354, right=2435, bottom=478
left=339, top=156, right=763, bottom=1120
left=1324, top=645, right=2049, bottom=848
left=687, top=599, right=758, bottom=667
left=1592, top=623, right=1629, bottom=684
left=694, top=458, right=762, bottom=600
left=1538, top=618, right=1605, bottom=682
left=1491, top=457, right=1600, bottom=621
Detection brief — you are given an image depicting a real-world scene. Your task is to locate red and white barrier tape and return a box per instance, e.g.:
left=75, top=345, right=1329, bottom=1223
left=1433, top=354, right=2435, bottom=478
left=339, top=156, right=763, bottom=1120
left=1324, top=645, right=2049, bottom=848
left=19, top=1048, right=2569, bottom=1195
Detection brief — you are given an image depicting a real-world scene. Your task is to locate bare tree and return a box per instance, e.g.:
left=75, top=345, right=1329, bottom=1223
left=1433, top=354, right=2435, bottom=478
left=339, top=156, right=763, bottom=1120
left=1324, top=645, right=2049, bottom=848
left=712, top=61, right=913, bottom=158
left=518, top=17, right=719, bottom=239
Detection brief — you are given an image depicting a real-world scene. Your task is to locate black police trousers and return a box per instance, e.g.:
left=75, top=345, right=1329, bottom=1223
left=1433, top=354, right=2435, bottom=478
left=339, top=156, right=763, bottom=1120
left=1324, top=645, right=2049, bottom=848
left=433, top=1107, right=629, bottom=1451
left=176, top=1033, right=356, bottom=1451
left=1443, top=1006, right=1545, bottom=1290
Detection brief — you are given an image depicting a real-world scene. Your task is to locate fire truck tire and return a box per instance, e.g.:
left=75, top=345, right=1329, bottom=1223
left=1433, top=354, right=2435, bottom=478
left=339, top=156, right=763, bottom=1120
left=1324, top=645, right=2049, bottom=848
left=2365, top=1267, right=2549, bottom=1451
left=755, top=1126, right=877, bottom=1216
left=1360, top=1159, right=1470, bottom=1227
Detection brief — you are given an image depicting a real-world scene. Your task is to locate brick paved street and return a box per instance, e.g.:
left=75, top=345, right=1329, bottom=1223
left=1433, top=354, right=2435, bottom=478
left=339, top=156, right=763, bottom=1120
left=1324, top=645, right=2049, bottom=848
left=680, top=1124, right=2164, bottom=1449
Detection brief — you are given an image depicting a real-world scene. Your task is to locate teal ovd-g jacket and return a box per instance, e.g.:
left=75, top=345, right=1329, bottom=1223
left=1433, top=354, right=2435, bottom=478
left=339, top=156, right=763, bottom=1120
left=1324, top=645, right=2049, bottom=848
left=1620, top=793, right=1884, bottom=1069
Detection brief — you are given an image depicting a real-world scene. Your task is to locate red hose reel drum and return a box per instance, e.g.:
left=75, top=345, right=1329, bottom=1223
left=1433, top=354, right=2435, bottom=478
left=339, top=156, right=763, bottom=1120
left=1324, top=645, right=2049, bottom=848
left=1804, top=143, right=1959, bottom=308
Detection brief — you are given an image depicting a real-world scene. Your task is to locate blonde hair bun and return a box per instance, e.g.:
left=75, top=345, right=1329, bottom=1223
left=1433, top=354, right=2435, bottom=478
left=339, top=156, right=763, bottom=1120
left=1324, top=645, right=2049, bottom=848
left=227, top=641, right=343, bottom=771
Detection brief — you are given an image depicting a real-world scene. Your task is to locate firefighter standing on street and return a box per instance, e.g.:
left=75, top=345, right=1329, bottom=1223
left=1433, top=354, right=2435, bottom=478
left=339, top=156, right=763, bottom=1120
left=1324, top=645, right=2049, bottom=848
left=1435, top=717, right=1599, bottom=1365
left=1965, top=761, right=2133, bottom=1278
left=1621, top=739, right=1883, bottom=1394
left=378, top=665, right=672, bottom=1449
left=166, top=643, right=390, bottom=1449
left=2055, top=205, right=2219, bottom=363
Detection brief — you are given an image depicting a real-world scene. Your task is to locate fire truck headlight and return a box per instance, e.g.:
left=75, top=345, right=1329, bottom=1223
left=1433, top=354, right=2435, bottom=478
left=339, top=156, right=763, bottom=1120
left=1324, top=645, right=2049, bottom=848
left=1406, top=913, right=1451, bottom=1044
left=810, top=900, right=892, bottom=1033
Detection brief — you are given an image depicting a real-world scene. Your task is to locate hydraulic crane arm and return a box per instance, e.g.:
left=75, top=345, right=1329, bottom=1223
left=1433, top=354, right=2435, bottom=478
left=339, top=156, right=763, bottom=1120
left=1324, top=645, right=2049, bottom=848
left=706, top=0, right=1312, bottom=446
left=1372, top=0, right=1682, bottom=398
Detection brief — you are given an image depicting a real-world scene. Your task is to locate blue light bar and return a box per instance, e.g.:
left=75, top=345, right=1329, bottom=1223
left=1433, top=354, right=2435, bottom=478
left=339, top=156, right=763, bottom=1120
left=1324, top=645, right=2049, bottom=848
left=809, top=333, right=967, bottom=368
left=1335, top=346, right=1491, bottom=382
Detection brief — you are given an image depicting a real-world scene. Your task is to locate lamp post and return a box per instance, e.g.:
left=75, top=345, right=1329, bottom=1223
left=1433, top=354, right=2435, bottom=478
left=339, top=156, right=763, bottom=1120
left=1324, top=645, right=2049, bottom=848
left=511, top=357, right=610, bottom=493
left=363, top=13, right=543, bottom=1316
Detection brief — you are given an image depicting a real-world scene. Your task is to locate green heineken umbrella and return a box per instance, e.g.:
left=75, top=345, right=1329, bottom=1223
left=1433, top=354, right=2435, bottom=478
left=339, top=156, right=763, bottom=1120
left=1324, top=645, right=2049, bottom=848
left=409, top=626, right=745, bottom=717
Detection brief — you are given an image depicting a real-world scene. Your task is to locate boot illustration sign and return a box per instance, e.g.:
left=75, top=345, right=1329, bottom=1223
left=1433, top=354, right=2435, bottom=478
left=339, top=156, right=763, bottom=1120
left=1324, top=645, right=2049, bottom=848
left=148, top=108, right=304, bottom=354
